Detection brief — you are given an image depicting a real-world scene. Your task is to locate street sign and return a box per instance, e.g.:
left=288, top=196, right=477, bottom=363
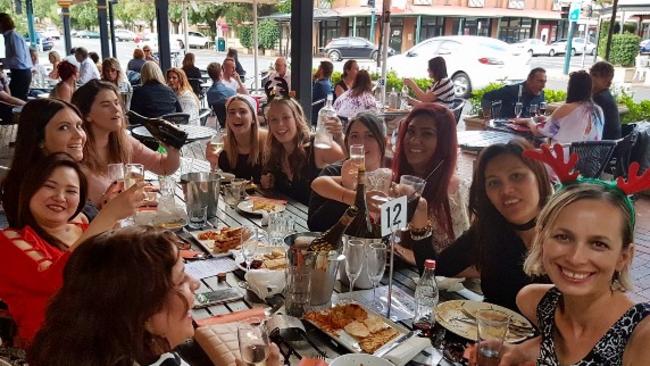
left=569, top=1, right=581, bottom=22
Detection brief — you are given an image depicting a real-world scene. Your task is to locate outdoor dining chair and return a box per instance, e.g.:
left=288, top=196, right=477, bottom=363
left=161, top=112, right=191, bottom=125
left=450, top=98, right=466, bottom=125
left=569, top=140, right=618, bottom=179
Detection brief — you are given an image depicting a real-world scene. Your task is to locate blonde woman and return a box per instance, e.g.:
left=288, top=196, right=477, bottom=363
left=48, top=50, right=61, bottom=80
left=166, top=67, right=199, bottom=124
left=261, top=97, right=343, bottom=204
left=206, top=95, right=266, bottom=182
left=72, top=79, right=180, bottom=205
left=130, top=61, right=181, bottom=118
left=101, top=57, right=133, bottom=110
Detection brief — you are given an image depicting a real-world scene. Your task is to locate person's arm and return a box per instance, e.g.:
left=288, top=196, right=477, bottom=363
left=130, top=136, right=181, bottom=175
left=311, top=175, right=355, bottom=206
left=3, top=33, right=18, bottom=69
left=0, top=90, right=26, bottom=106
left=405, top=78, right=437, bottom=102
left=412, top=226, right=479, bottom=277
left=314, top=140, right=344, bottom=169
left=515, top=284, right=552, bottom=328
left=624, top=317, right=650, bottom=365
left=595, top=93, right=622, bottom=139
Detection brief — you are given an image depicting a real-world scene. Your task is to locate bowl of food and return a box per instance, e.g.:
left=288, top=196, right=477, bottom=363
left=329, top=354, right=393, bottom=366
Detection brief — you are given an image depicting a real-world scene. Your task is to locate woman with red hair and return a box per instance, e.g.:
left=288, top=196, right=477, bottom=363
left=391, top=103, right=469, bottom=258
left=50, top=61, right=78, bottom=102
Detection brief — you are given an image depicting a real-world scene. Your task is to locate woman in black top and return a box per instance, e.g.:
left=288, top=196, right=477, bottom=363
left=130, top=61, right=182, bottom=118
left=334, top=59, right=358, bottom=99
left=261, top=97, right=344, bottom=205
left=403, top=139, right=552, bottom=311
left=227, top=48, right=246, bottom=82
left=308, top=112, right=386, bottom=231
left=206, top=95, right=266, bottom=183
left=182, top=52, right=203, bottom=96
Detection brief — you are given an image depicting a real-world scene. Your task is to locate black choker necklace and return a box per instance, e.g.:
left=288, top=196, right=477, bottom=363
left=510, top=217, right=536, bottom=231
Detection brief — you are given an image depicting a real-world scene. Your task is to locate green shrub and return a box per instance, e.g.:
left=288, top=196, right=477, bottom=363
left=609, top=33, right=640, bottom=67
left=239, top=25, right=253, bottom=49
left=544, top=89, right=567, bottom=103
left=329, top=70, right=430, bottom=97
left=258, top=20, right=280, bottom=50
left=469, top=82, right=504, bottom=115
left=597, top=21, right=610, bottom=58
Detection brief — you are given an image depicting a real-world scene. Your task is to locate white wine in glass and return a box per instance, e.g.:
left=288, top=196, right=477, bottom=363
left=238, top=324, right=269, bottom=366
left=124, top=164, right=144, bottom=189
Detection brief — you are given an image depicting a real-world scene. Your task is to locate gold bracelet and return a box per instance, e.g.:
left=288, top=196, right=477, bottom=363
left=408, top=220, right=433, bottom=241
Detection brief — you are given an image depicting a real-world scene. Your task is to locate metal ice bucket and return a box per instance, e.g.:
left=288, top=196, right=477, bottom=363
left=180, top=172, right=220, bottom=218
left=284, top=232, right=345, bottom=307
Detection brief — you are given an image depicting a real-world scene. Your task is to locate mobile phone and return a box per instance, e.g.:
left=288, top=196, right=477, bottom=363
left=193, top=288, right=243, bottom=308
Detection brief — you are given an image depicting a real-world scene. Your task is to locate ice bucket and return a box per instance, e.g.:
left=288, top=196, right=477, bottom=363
left=180, top=172, right=220, bottom=218
left=284, top=232, right=345, bottom=307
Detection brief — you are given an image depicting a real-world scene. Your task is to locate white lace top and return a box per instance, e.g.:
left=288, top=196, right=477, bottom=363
left=177, top=90, right=200, bottom=125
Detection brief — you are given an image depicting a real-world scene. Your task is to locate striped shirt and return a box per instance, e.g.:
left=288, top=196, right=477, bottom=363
left=428, top=77, right=455, bottom=106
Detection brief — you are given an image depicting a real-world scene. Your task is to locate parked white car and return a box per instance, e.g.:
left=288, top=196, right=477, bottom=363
left=136, top=33, right=183, bottom=56
left=42, top=27, right=61, bottom=40
left=114, top=29, right=136, bottom=42
left=172, top=31, right=211, bottom=49
left=386, top=36, right=531, bottom=98
left=513, top=38, right=553, bottom=57
left=548, top=38, right=596, bottom=57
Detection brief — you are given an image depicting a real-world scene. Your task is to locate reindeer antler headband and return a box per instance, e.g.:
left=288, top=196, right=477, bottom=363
left=523, top=144, right=650, bottom=228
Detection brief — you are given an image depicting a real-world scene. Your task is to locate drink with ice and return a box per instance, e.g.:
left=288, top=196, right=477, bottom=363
left=315, top=94, right=336, bottom=149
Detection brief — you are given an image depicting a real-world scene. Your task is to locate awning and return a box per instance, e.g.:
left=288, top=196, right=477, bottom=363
left=331, top=5, right=561, bottom=20
left=263, top=8, right=339, bottom=21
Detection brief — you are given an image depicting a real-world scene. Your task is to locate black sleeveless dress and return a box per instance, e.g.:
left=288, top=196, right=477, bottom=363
left=536, top=287, right=650, bottom=365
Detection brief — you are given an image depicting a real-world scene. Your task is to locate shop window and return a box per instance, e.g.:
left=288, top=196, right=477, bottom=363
left=468, top=0, right=485, bottom=7
left=508, top=0, right=525, bottom=9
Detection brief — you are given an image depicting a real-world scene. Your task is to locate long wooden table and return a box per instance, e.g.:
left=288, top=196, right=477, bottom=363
left=160, top=160, right=477, bottom=366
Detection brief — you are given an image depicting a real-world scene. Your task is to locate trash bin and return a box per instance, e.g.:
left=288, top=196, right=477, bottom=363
left=217, top=37, right=226, bottom=52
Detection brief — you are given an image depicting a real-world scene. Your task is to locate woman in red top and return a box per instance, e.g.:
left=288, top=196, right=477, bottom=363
left=0, top=154, right=145, bottom=346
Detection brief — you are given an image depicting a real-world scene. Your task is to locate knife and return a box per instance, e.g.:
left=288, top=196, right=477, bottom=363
left=373, top=329, right=420, bottom=358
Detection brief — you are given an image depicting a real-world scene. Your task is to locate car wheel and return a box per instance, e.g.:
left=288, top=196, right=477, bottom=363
left=328, top=50, right=342, bottom=62
left=370, top=50, right=378, bottom=61
left=549, top=49, right=555, bottom=57
left=571, top=48, right=577, bottom=56
left=452, top=72, right=471, bottom=99
left=528, top=49, right=534, bottom=57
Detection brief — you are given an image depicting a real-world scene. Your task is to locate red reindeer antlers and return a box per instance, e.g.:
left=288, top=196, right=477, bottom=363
left=617, top=162, right=650, bottom=195
left=523, top=144, right=579, bottom=183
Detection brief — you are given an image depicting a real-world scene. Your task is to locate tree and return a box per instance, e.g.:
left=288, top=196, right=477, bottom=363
left=71, top=1, right=98, bottom=30
left=114, top=0, right=140, bottom=29
left=276, top=0, right=291, bottom=13
left=259, top=19, right=280, bottom=50
left=188, top=3, right=226, bottom=38
left=169, top=4, right=183, bottom=34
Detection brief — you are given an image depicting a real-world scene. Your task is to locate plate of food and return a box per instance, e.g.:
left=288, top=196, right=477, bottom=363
left=304, top=303, right=407, bottom=354
left=234, top=245, right=287, bottom=271
left=237, top=197, right=286, bottom=216
left=436, top=300, right=535, bottom=343
left=190, top=227, right=243, bottom=257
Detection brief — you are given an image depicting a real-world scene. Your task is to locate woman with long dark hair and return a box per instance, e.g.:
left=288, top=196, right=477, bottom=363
left=402, top=139, right=552, bottom=311
left=519, top=70, right=604, bottom=143
left=0, top=154, right=144, bottom=346
left=403, top=56, right=455, bottom=106
left=334, top=59, right=359, bottom=98
left=28, top=226, right=284, bottom=366
left=72, top=79, right=180, bottom=205
left=391, top=103, right=469, bottom=255
left=333, top=69, right=378, bottom=121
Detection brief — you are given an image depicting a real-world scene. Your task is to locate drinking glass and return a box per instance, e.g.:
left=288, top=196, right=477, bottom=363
left=366, top=242, right=387, bottom=311
left=107, top=163, right=125, bottom=184
left=349, top=144, right=365, bottom=169
left=285, top=265, right=311, bottom=317
left=224, top=181, right=244, bottom=207
left=237, top=324, right=270, bottom=366
left=187, top=204, right=207, bottom=230
left=124, top=163, right=144, bottom=189
left=528, top=104, right=538, bottom=118
left=344, top=239, right=365, bottom=302
left=398, top=175, right=427, bottom=223
left=490, top=100, right=502, bottom=120
left=267, top=211, right=294, bottom=246
left=367, top=168, right=393, bottom=193
left=514, top=102, right=523, bottom=119
left=539, top=101, right=547, bottom=116
left=476, top=310, right=510, bottom=366
left=240, top=226, right=263, bottom=287
left=209, top=128, right=225, bottom=173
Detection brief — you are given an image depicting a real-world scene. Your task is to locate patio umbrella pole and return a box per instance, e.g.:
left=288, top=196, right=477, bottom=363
left=379, top=0, right=392, bottom=107
left=253, top=0, right=259, bottom=91
left=183, top=1, right=189, bottom=55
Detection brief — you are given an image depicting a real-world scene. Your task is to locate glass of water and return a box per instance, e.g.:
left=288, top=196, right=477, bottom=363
left=267, top=211, right=294, bottom=246
left=514, top=102, right=523, bottom=119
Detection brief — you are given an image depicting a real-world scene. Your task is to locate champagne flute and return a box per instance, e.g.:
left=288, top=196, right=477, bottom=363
left=209, top=126, right=225, bottom=173
left=514, top=102, right=523, bottom=119
left=237, top=324, right=270, bottom=366
left=366, top=242, right=387, bottom=311
left=349, top=144, right=365, bottom=169
left=344, top=239, right=365, bottom=303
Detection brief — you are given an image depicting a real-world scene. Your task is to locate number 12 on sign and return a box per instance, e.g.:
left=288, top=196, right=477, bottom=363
left=380, top=195, right=407, bottom=237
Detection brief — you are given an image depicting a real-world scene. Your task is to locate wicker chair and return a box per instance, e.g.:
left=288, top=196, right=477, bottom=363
left=570, top=140, right=618, bottom=178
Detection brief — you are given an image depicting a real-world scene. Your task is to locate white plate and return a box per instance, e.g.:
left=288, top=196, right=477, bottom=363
left=329, top=354, right=393, bottom=366
left=189, top=229, right=240, bottom=258
left=435, top=300, right=535, bottom=343
left=233, top=244, right=287, bottom=272
left=237, top=199, right=285, bottom=216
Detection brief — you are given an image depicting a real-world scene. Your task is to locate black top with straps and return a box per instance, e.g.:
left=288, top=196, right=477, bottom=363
left=537, top=287, right=650, bottom=365
left=272, top=136, right=321, bottom=205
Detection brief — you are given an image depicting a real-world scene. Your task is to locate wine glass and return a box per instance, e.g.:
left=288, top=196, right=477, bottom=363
left=107, top=163, right=125, bottom=184
left=539, top=101, right=547, bottom=116
left=237, top=324, right=270, bottom=366
left=398, top=175, right=426, bottom=224
left=514, top=102, right=523, bottom=119
left=124, top=163, right=144, bottom=189
left=344, top=239, right=365, bottom=303
left=349, top=144, right=365, bottom=168
left=239, top=225, right=262, bottom=288
left=528, top=104, right=538, bottom=118
left=209, top=126, right=225, bottom=173
left=366, top=242, right=387, bottom=311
